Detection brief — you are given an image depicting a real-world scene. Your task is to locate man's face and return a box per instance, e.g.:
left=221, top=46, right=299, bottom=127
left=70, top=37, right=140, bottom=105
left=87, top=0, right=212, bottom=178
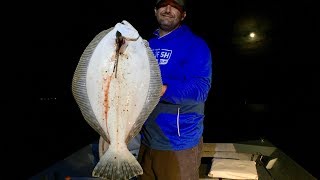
left=155, top=3, right=186, bottom=32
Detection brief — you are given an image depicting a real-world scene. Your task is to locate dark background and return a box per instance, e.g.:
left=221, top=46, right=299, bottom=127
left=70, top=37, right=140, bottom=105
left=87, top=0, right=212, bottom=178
left=14, top=0, right=319, bottom=179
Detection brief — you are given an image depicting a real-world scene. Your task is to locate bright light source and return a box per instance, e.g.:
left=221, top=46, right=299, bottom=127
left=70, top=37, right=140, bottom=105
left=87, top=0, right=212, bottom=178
left=249, top=32, right=255, bottom=38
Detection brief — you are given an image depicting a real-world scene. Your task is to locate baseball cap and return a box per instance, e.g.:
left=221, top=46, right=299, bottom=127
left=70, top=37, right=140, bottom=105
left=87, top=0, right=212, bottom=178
left=155, top=0, right=186, bottom=12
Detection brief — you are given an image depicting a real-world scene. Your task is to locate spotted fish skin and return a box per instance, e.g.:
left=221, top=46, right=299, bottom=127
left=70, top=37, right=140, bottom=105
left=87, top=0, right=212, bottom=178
left=71, top=20, right=162, bottom=180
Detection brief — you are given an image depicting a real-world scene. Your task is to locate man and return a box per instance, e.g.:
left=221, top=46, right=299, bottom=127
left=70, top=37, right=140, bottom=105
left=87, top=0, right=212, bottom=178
left=138, top=0, right=213, bottom=179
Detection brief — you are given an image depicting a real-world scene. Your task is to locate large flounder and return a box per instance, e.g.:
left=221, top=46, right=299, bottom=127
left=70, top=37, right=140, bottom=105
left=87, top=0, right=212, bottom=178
left=71, top=20, right=162, bottom=179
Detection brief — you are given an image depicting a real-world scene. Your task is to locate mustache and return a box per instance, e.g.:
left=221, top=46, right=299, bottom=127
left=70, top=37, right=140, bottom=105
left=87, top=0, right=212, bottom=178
left=160, top=12, right=174, bottom=17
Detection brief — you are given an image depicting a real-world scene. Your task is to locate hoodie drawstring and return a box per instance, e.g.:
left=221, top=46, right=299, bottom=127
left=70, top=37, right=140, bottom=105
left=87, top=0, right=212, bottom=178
left=177, top=107, right=180, bottom=136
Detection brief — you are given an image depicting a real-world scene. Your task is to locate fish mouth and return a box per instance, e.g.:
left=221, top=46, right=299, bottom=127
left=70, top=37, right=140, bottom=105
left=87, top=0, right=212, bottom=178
left=113, top=31, right=128, bottom=78
left=116, top=31, right=127, bottom=54
left=113, top=30, right=141, bottom=78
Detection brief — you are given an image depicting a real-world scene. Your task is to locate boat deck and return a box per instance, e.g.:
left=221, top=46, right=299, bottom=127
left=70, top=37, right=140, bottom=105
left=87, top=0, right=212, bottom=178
left=29, top=139, right=316, bottom=180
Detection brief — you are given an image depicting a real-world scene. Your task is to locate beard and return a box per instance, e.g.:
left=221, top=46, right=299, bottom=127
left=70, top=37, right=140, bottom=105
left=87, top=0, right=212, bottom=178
left=157, top=13, right=181, bottom=32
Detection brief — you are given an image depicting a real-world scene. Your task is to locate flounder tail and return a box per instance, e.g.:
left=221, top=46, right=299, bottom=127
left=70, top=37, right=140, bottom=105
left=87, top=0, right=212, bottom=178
left=92, top=148, right=142, bottom=180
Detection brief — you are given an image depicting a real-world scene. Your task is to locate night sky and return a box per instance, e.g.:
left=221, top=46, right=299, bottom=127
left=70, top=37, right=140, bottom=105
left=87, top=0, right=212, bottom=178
left=14, top=0, right=319, bottom=179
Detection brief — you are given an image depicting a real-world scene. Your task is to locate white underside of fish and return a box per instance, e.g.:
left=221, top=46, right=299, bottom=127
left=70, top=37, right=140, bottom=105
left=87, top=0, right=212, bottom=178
left=72, top=20, right=162, bottom=180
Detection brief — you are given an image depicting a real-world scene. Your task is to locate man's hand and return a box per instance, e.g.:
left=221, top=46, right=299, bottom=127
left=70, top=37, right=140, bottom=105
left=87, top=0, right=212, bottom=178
left=161, top=85, right=167, bottom=96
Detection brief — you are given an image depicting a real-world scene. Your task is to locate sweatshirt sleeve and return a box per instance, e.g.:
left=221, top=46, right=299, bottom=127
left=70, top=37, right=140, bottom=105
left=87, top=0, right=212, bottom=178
left=161, top=40, right=213, bottom=105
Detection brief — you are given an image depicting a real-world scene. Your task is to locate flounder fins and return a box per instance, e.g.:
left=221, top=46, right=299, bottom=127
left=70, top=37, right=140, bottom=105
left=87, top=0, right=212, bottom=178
left=92, top=148, right=142, bottom=180
left=72, top=27, right=114, bottom=142
left=125, top=38, right=162, bottom=144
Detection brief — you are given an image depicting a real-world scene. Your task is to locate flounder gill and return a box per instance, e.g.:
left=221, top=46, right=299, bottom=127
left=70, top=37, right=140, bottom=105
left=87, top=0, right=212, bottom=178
left=71, top=20, right=162, bottom=179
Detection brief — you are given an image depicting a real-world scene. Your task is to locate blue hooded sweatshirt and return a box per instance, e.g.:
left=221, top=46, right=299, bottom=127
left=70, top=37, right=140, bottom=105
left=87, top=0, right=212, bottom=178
left=141, top=25, right=212, bottom=151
